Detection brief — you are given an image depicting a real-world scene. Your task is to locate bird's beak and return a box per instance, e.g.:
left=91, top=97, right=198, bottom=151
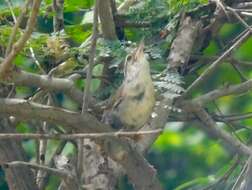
left=136, top=40, right=145, bottom=55
left=133, top=40, right=145, bottom=61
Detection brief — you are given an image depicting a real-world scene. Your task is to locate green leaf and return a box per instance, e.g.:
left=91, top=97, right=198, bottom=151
left=64, top=0, right=94, bottom=12
left=203, top=40, right=220, bottom=56
left=16, top=122, right=32, bottom=133
left=65, top=24, right=92, bottom=44
left=235, top=37, right=252, bottom=61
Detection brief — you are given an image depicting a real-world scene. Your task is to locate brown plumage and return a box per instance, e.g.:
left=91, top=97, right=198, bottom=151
left=102, top=41, right=155, bottom=130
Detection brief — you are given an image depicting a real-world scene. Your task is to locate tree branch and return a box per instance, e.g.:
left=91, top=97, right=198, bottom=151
left=0, top=129, right=162, bottom=140
left=0, top=96, right=164, bottom=189
left=184, top=30, right=251, bottom=97
left=52, top=0, right=64, bottom=32
left=239, top=156, right=252, bottom=190
left=5, top=0, right=31, bottom=56
left=0, top=98, right=111, bottom=133
left=193, top=79, right=252, bottom=105
left=118, top=0, right=139, bottom=14
left=3, top=161, right=80, bottom=189
left=82, top=0, right=99, bottom=113
left=104, top=137, right=163, bottom=190
left=182, top=101, right=252, bottom=156
left=98, top=0, right=117, bottom=40
left=39, top=141, right=67, bottom=189
left=0, top=0, right=42, bottom=79
left=3, top=161, right=69, bottom=178
left=5, top=69, right=84, bottom=104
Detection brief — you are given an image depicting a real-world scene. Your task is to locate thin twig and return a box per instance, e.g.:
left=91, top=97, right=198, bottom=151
left=211, top=0, right=230, bottom=21
left=5, top=0, right=31, bottom=56
left=38, top=140, right=67, bottom=189
left=81, top=0, right=99, bottom=113
left=5, top=0, right=45, bottom=74
left=29, top=47, right=45, bottom=74
left=229, top=28, right=249, bottom=47
left=184, top=30, right=251, bottom=97
left=182, top=101, right=252, bottom=156
left=37, top=95, right=52, bottom=189
left=226, top=6, right=251, bottom=29
left=78, top=0, right=99, bottom=178
left=0, top=129, right=162, bottom=140
left=215, top=112, right=252, bottom=122
left=2, top=161, right=70, bottom=178
left=230, top=61, right=247, bottom=82
left=213, top=101, right=246, bottom=144
left=202, top=155, right=240, bottom=190
left=0, top=0, right=42, bottom=79
left=231, top=159, right=249, bottom=190
left=4, top=0, right=17, bottom=23
left=241, top=11, right=252, bottom=17
left=235, top=2, right=252, bottom=9
left=238, top=156, right=252, bottom=190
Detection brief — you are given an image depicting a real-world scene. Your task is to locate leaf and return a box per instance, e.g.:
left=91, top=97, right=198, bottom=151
left=65, top=24, right=92, bottom=44
left=64, top=0, right=94, bottom=12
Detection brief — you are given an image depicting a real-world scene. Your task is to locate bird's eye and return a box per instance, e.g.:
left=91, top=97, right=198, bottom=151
left=125, top=55, right=132, bottom=62
left=124, top=54, right=133, bottom=76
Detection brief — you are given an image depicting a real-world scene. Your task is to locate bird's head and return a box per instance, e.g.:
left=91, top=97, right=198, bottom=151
left=124, top=40, right=149, bottom=78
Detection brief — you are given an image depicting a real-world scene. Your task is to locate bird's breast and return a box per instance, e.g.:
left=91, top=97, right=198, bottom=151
left=118, top=80, right=155, bottom=129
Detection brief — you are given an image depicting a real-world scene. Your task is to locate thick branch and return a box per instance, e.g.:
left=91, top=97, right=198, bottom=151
left=98, top=0, right=117, bottom=40
left=104, top=137, right=163, bottom=190
left=5, top=70, right=84, bottom=104
left=167, top=17, right=201, bottom=70
left=0, top=97, right=163, bottom=189
left=0, top=98, right=111, bottom=133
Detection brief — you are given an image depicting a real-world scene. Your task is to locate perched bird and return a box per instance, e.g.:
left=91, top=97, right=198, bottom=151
left=102, top=41, right=155, bottom=130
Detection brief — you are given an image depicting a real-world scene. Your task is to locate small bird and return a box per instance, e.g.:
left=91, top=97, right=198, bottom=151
left=102, top=41, right=155, bottom=130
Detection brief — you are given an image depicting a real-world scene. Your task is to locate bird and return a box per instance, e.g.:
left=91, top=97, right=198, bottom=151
left=102, top=41, right=155, bottom=130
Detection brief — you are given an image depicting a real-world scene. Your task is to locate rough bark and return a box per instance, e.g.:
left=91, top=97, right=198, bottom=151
left=98, top=0, right=117, bottom=40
